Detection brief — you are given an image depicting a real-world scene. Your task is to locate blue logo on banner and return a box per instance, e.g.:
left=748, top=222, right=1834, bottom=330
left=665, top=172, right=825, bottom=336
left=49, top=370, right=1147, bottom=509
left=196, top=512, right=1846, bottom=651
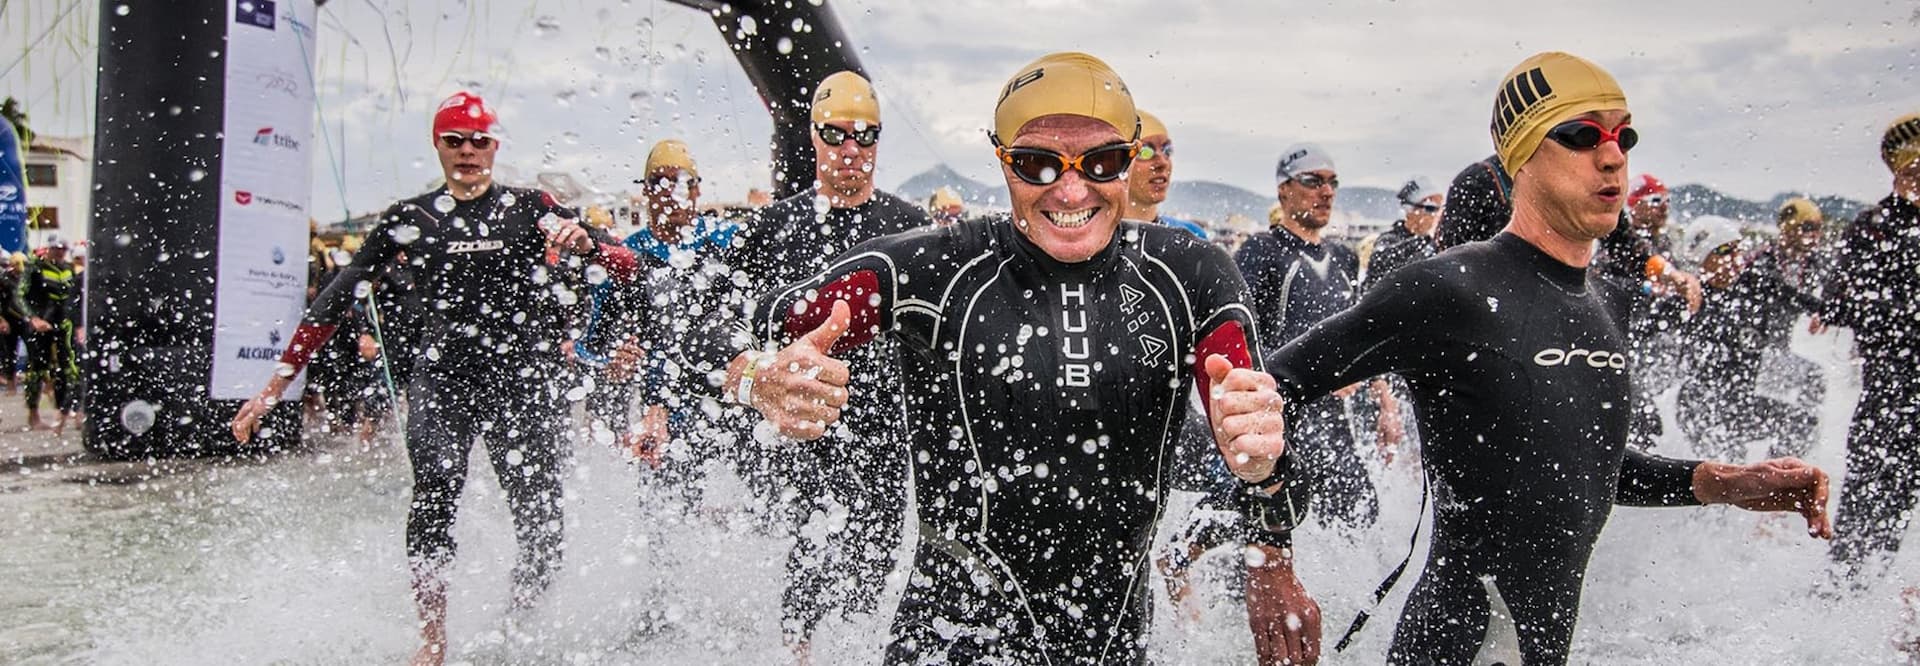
left=271, top=246, right=286, bottom=265
left=0, top=117, right=27, bottom=254
left=237, top=0, right=275, bottom=29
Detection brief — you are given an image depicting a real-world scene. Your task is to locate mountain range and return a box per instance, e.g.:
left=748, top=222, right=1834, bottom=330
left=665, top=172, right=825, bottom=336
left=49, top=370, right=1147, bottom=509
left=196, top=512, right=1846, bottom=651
left=894, top=164, right=1872, bottom=227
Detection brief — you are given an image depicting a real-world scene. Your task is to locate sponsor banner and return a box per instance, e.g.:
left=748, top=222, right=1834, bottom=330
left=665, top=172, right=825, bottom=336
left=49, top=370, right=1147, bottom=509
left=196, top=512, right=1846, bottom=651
left=209, top=0, right=317, bottom=400
left=0, top=117, right=25, bottom=254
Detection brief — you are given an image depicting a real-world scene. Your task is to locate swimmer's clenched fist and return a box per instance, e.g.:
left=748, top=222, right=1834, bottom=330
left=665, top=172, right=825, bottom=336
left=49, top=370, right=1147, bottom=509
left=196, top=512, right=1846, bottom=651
left=1204, top=353, right=1288, bottom=484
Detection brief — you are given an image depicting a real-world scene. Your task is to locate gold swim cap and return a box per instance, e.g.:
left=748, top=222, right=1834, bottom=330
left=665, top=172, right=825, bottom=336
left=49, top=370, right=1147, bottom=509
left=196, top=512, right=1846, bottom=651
left=1883, top=112, right=1920, bottom=173
left=1491, top=52, right=1628, bottom=177
left=644, top=139, right=699, bottom=179
left=811, top=71, right=880, bottom=128
left=1138, top=109, right=1168, bottom=140
left=992, top=52, right=1137, bottom=143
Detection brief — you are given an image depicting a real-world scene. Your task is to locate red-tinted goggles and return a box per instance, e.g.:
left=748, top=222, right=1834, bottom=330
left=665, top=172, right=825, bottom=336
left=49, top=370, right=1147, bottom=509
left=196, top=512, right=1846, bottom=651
left=996, top=142, right=1137, bottom=186
left=1545, top=119, right=1638, bottom=152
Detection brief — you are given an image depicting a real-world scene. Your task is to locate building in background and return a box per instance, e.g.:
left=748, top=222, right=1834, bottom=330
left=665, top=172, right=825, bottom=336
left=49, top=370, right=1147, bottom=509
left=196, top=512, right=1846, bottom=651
left=23, top=135, right=91, bottom=252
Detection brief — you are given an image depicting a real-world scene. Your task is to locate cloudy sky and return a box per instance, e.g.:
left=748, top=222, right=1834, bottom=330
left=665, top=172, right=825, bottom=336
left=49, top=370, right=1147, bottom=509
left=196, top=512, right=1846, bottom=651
left=4, top=0, right=1917, bottom=218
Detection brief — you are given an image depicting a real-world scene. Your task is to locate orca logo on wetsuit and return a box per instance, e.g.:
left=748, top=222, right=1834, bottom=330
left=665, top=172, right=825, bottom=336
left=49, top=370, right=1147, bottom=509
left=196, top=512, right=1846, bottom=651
left=1531, top=347, right=1627, bottom=369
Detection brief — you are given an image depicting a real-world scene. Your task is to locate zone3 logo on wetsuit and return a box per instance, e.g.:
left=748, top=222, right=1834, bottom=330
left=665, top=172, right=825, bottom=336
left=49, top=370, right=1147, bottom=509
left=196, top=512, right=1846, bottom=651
left=747, top=217, right=1262, bottom=665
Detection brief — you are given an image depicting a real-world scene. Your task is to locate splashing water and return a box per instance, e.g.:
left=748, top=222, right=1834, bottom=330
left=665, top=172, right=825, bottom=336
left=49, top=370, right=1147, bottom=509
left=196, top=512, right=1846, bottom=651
left=0, top=331, right=1911, bottom=663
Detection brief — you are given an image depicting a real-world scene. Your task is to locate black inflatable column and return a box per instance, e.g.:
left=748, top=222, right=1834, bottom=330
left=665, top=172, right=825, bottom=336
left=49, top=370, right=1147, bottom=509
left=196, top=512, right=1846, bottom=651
left=669, top=0, right=864, bottom=199
left=84, top=3, right=300, bottom=457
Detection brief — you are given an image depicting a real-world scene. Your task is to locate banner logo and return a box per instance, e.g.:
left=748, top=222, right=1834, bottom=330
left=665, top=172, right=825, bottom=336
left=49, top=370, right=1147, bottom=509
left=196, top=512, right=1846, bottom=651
left=253, top=126, right=300, bottom=150
left=236, top=0, right=276, bottom=29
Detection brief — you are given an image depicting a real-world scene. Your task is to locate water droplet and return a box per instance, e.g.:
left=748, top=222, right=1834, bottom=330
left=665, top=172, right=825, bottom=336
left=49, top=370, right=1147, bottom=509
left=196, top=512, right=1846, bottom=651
left=187, top=169, right=206, bottom=182
left=115, top=4, right=129, bottom=15
left=330, top=249, right=353, bottom=267
left=584, top=264, right=609, bottom=285
left=353, top=281, right=373, bottom=299
left=120, top=400, right=157, bottom=435
left=433, top=194, right=456, bottom=213
left=389, top=224, right=422, bottom=244
left=776, top=37, right=794, bottom=55
left=500, top=192, right=517, bottom=207
left=114, top=234, right=133, bottom=247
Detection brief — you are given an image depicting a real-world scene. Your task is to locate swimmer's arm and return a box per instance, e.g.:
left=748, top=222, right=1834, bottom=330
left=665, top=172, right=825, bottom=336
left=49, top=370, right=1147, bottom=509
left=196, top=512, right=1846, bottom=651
left=1615, top=449, right=1704, bottom=507
left=1265, top=264, right=1436, bottom=402
left=278, top=205, right=408, bottom=375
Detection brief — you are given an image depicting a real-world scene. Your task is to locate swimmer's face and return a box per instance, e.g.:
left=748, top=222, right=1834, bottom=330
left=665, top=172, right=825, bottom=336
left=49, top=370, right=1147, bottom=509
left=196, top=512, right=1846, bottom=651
left=644, top=166, right=700, bottom=231
left=812, top=120, right=878, bottom=201
left=1701, top=243, right=1744, bottom=289
left=1518, top=109, right=1631, bottom=243
left=1277, top=169, right=1337, bottom=230
left=1002, top=115, right=1130, bottom=263
left=1129, top=133, right=1172, bottom=209
left=1405, top=193, right=1445, bottom=237
left=1630, top=192, right=1669, bottom=235
left=434, top=130, right=497, bottom=191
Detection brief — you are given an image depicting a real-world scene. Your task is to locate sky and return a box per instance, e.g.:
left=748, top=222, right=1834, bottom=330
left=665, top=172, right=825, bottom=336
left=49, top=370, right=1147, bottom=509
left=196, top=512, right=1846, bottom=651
left=3, top=0, right=1917, bottom=220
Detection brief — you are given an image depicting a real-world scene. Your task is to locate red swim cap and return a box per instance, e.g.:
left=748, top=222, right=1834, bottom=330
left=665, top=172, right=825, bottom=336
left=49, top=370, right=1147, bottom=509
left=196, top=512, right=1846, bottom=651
left=1627, top=173, right=1667, bottom=207
left=432, top=91, right=496, bottom=135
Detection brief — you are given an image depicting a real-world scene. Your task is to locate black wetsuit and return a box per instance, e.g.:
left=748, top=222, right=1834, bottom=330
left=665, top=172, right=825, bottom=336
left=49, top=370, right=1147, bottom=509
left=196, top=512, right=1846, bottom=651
left=1436, top=155, right=1510, bottom=250
left=0, top=267, right=26, bottom=384
left=1591, top=219, right=1686, bottom=450
left=746, top=217, right=1266, bottom=665
left=281, top=184, right=633, bottom=602
left=21, top=256, right=77, bottom=414
left=356, top=260, right=426, bottom=419
left=1266, top=233, right=1701, bottom=665
left=1821, top=193, right=1920, bottom=583
left=1364, top=220, right=1437, bottom=293
left=715, top=190, right=928, bottom=642
left=1236, top=224, right=1377, bottom=528
left=1676, top=251, right=1822, bottom=461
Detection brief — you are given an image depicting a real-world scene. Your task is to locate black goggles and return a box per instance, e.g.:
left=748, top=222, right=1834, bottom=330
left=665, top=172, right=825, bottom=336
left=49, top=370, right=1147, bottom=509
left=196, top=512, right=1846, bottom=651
left=1545, top=119, right=1639, bottom=152
left=437, top=132, right=495, bottom=150
left=817, top=124, right=881, bottom=147
left=996, top=142, right=1138, bottom=186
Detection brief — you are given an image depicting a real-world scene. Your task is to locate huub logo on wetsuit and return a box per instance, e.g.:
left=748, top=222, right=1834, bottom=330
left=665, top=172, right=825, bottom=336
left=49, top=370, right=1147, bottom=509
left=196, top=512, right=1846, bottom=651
left=1531, top=346, right=1628, bottom=369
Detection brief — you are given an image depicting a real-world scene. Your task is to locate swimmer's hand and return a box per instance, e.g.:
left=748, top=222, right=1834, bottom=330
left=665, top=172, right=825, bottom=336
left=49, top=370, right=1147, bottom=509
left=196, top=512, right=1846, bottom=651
left=1694, top=457, right=1833, bottom=539
left=727, top=300, right=852, bottom=441
left=542, top=218, right=595, bottom=255
left=1246, top=544, right=1321, bottom=665
left=1204, top=354, right=1287, bottom=484
left=230, top=374, right=295, bottom=443
left=624, top=405, right=669, bottom=468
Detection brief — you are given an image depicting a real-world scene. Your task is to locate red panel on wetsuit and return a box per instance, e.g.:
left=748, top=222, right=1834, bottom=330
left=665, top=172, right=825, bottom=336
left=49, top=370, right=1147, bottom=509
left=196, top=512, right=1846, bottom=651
left=783, top=269, right=882, bottom=355
left=276, top=322, right=339, bottom=373
left=596, top=243, right=640, bottom=283
left=1191, top=320, right=1253, bottom=417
